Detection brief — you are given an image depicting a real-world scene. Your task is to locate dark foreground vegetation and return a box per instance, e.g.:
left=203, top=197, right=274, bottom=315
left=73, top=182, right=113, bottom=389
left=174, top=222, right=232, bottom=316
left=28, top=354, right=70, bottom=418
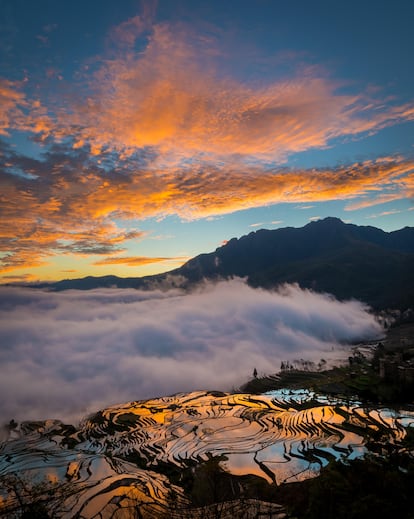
left=158, top=443, right=414, bottom=519
left=4, top=444, right=413, bottom=519
left=283, top=450, right=414, bottom=519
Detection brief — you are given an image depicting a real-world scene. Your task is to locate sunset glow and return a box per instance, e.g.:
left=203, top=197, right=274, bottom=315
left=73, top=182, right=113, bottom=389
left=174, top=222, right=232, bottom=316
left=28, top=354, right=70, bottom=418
left=1, top=0, right=413, bottom=282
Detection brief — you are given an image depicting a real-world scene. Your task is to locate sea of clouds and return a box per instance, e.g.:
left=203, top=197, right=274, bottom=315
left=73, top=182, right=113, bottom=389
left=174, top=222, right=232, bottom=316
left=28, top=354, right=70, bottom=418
left=0, top=279, right=384, bottom=425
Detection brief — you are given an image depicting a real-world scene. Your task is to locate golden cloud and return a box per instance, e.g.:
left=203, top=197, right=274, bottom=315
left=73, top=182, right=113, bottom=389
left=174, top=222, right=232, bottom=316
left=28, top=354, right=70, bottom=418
left=1, top=14, right=414, bottom=279
left=62, top=33, right=414, bottom=162
left=3, top=19, right=414, bottom=163
left=1, top=145, right=413, bottom=276
left=93, top=256, right=186, bottom=267
left=0, top=80, right=27, bottom=136
left=0, top=273, right=38, bottom=283
left=0, top=158, right=148, bottom=274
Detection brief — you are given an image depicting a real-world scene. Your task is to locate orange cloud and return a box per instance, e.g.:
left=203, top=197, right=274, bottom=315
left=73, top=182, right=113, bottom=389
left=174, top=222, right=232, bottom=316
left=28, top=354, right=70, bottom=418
left=3, top=19, right=414, bottom=163
left=0, top=80, right=54, bottom=139
left=344, top=168, right=414, bottom=211
left=0, top=153, right=148, bottom=274
left=1, top=14, right=414, bottom=279
left=1, top=143, right=413, bottom=277
left=0, top=80, right=27, bottom=136
left=0, top=273, right=38, bottom=283
left=148, top=157, right=414, bottom=219
left=0, top=251, right=48, bottom=274
left=366, top=209, right=402, bottom=219
left=60, top=31, right=414, bottom=162
left=93, top=256, right=186, bottom=266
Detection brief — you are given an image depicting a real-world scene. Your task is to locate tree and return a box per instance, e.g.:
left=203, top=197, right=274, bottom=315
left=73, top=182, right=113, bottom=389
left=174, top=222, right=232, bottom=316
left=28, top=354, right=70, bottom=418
left=0, top=474, right=51, bottom=518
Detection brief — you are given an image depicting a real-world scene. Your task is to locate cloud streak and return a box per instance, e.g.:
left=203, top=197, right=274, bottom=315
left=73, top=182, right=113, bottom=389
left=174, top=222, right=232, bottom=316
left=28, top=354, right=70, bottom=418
left=0, top=280, right=383, bottom=424
left=92, top=255, right=188, bottom=266
left=1, top=143, right=413, bottom=274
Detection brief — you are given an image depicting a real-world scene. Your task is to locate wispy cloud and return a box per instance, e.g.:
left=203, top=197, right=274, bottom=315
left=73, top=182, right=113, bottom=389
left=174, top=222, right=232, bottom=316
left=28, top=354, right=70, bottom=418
left=93, top=256, right=188, bottom=266
left=249, top=222, right=264, bottom=228
left=1, top=13, right=414, bottom=277
left=1, top=143, right=413, bottom=274
left=2, top=18, right=414, bottom=163
left=0, top=280, right=383, bottom=424
left=366, top=209, right=402, bottom=219
left=0, top=273, right=37, bottom=283
left=0, top=79, right=27, bottom=136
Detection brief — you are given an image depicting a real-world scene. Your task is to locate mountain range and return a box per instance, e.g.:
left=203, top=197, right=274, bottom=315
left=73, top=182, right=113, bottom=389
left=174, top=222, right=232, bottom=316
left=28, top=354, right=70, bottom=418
left=32, top=217, right=414, bottom=310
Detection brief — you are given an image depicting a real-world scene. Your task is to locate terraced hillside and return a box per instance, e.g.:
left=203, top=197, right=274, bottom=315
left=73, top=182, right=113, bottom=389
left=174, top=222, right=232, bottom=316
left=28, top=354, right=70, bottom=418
left=1, top=390, right=413, bottom=518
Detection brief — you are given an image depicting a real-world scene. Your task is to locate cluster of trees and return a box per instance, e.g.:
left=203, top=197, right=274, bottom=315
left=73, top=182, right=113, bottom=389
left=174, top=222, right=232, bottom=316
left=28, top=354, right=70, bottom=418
left=285, top=455, right=414, bottom=519
left=280, top=359, right=327, bottom=372
left=0, top=474, right=61, bottom=518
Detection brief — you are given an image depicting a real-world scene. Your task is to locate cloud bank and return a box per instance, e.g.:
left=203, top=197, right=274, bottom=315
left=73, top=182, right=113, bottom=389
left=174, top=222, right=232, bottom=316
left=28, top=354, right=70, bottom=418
left=0, top=280, right=383, bottom=425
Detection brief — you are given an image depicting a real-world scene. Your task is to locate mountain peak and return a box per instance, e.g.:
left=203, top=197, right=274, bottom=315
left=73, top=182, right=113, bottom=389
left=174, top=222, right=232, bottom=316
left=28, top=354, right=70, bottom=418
left=307, top=216, right=345, bottom=226
left=30, top=218, right=414, bottom=310
left=175, top=217, right=414, bottom=309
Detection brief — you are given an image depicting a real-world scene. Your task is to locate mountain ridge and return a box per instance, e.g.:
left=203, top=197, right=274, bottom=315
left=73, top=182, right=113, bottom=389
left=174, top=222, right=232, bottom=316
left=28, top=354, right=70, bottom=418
left=14, top=217, right=414, bottom=310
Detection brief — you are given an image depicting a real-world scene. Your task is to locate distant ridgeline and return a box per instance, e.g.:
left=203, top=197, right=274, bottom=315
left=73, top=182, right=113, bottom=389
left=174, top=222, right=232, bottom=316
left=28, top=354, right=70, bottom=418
left=32, top=218, right=414, bottom=311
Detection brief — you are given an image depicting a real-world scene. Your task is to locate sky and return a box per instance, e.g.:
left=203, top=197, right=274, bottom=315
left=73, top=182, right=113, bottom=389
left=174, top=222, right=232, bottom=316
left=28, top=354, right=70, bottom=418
left=0, top=280, right=383, bottom=423
left=1, top=0, right=414, bottom=283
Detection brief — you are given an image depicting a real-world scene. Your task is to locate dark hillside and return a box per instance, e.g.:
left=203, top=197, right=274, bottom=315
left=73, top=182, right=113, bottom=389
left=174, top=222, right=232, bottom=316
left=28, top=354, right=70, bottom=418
left=29, top=218, right=414, bottom=311
left=173, top=217, right=414, bottom=309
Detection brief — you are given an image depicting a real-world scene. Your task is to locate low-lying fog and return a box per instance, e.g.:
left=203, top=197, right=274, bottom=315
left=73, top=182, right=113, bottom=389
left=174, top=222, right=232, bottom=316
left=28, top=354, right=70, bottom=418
left=0, top=279, right=383, bottom=424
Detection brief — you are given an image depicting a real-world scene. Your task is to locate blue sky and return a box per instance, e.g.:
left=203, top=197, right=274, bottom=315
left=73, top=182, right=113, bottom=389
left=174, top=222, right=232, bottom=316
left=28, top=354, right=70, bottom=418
left=0, top=0, right=413, bottom=282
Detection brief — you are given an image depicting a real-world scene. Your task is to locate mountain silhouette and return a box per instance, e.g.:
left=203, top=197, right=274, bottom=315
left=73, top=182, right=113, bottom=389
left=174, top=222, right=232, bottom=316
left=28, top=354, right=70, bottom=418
left=36, top=217, right=414, bottom=310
